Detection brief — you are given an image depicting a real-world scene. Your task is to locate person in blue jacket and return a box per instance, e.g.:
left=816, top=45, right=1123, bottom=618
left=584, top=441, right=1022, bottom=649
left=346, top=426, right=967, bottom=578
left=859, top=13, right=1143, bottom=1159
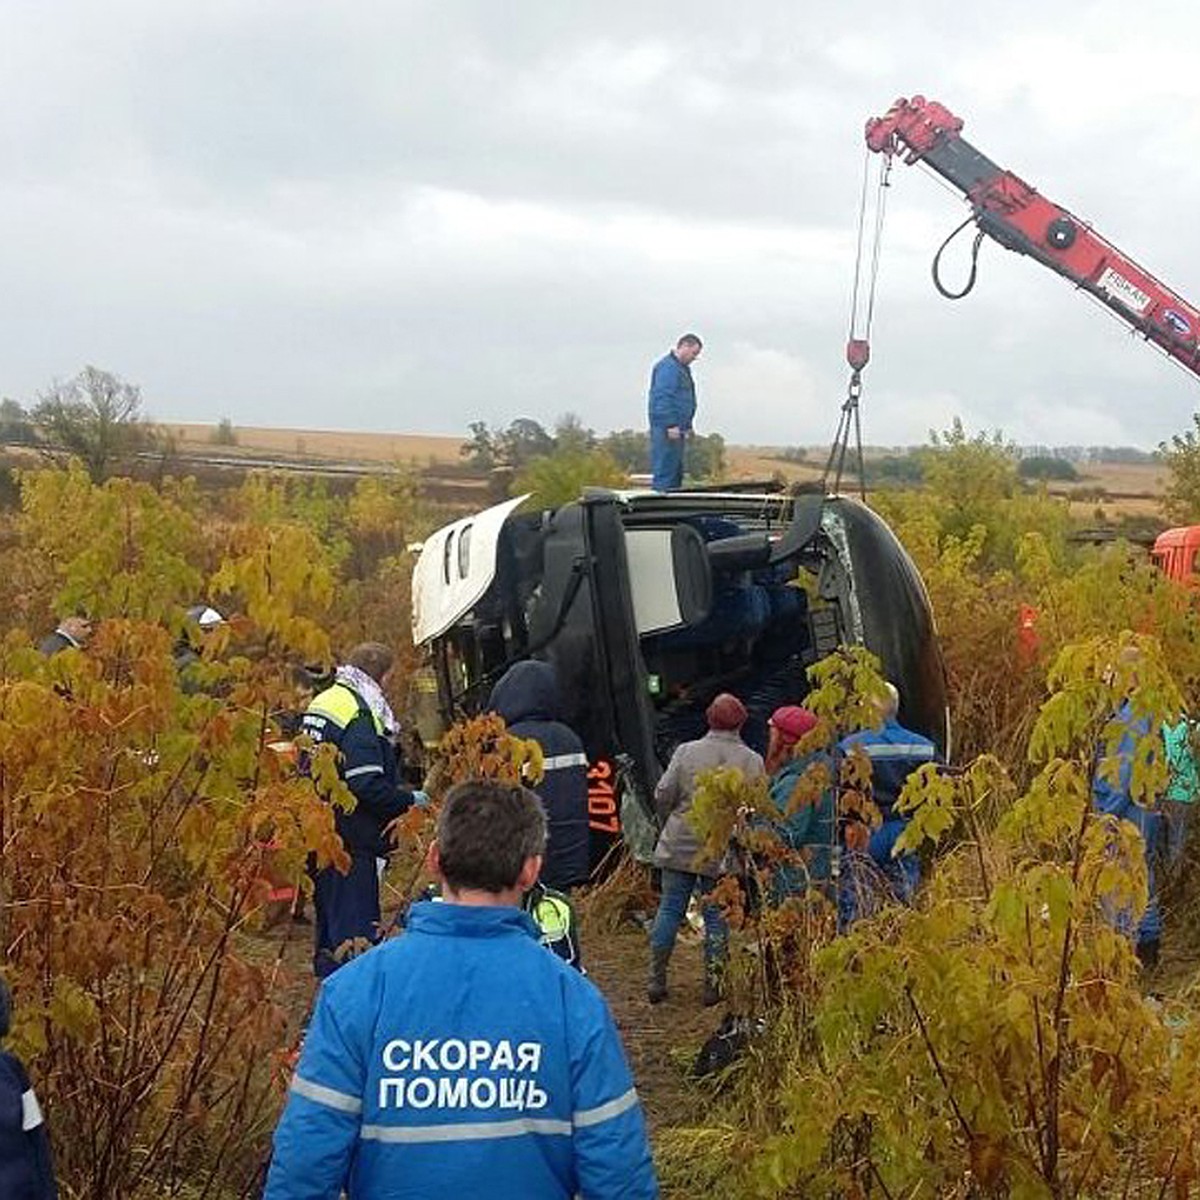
left=1092, top=698, right=1166, bottom=968
left=647, top=334, right=702, bottom=491
left=489, top=660, right=590, bottom=891
left=264, top=780, right=658, bottom=1200
left=0, top=977, right=58, bottom=1200
left=302, top=642, right=423, bottom=978
left=838, top=683, right=938, bottom=927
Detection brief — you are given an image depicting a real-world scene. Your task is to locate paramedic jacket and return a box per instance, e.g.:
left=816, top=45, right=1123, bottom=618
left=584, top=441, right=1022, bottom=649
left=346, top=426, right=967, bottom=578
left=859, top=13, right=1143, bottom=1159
left=489, top=661, right=591, bottom=890
left=839, top=717, right=938, bottom=821
left=301, top=682, right=414, bottom=857
left=265, top=901, right=657, bottom=1200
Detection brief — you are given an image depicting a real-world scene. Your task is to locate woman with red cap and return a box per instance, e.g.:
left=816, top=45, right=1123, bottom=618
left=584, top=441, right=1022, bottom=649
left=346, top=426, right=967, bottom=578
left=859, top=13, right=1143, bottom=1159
left=764, top=706, right=836, bottom=901
left=648, top=693, right=764, bottom=1006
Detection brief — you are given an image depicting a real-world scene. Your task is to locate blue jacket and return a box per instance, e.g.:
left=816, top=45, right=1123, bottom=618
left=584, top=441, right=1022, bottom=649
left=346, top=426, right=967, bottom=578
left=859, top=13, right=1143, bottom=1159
left=490, top=662, right=591, bottom=890
left=840, top=718, right=938, bottom=820
left=647, top=353, right=696, bottom=432
left=265, top=903, right=657, bottom=1200
left=302, top=683, right=415, bottom=857
left=0, top=1051, right=57, bottom=1200
left=1092, top=701, right=1153, bottom=820
left=1092, top=701, right=1164, bottom=942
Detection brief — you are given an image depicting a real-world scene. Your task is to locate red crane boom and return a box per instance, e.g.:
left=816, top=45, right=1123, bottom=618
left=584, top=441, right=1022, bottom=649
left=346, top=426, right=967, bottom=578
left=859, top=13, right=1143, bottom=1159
left=865, top=95, right=1200, bottom=381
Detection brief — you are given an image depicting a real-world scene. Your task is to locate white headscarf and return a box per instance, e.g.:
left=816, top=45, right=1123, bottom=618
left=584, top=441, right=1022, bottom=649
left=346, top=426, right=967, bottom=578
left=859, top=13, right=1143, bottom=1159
left=336, top=664, right=399, bottom=736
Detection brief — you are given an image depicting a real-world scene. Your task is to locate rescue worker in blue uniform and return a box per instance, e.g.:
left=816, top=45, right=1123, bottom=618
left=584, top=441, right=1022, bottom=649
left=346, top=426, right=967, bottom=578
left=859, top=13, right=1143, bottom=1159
left=0, top=977, right=58, bottom=1200
left=838, top=683, right=938, bottom=927
left=302, top=642, right=421, bottom=979
left=647, top=334, right=701, bottom=491
left=489, top=660, right=590, bottom=890
left=265, top=781, right=658, bottom=1200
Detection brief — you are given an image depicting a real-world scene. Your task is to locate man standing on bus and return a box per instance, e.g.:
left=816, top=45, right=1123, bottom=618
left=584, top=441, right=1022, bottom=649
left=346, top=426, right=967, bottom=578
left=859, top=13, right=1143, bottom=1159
left=648, top=334, right=702, bottom=491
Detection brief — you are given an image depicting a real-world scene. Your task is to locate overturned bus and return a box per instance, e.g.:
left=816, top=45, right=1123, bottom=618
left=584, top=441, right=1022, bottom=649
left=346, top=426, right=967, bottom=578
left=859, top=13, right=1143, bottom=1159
left=410, top=487, right=949, bottom=869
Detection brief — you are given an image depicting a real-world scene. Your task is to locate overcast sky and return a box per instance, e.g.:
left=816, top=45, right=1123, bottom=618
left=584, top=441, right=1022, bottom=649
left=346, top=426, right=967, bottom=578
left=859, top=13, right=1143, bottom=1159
left=3, top=0, right=1200, bottom=448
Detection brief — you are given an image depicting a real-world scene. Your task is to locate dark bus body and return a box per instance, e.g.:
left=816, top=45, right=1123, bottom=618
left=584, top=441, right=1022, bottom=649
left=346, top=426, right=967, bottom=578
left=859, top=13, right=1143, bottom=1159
left=411, top=488, right=948, bottom=866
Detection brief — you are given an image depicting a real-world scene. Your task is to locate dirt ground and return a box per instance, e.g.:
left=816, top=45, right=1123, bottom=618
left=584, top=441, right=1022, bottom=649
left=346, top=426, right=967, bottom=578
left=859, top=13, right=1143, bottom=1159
left=582, top=921, right=719, bottom=1134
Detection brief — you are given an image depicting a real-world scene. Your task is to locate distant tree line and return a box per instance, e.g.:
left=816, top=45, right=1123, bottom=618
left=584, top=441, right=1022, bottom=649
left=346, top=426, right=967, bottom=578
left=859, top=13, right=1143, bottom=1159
left=461, top=415, right=726, bottom=501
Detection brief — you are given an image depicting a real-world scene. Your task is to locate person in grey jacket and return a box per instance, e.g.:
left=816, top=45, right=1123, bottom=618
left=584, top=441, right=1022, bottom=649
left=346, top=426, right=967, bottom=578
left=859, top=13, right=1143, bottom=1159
left=648, top=694, right=765, bottom=1006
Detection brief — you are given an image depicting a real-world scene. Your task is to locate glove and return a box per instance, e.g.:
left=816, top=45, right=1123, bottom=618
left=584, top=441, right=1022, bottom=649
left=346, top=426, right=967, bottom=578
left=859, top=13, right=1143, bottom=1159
left=411, top=790, right=431, bottom=809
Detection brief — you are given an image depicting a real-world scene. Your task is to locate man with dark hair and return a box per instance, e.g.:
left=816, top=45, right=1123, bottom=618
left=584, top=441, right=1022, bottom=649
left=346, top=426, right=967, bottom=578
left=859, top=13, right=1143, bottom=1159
left=265, top=781, right=658, bottom=1200
left=647, top=333, right=702, bottom=491
left=302, top=641, right=424, bottom=978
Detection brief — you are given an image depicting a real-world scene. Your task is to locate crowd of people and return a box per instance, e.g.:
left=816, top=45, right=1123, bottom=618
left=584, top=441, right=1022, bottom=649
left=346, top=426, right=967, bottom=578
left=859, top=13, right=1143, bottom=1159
left=10, top=589, right=1195, bottom=1198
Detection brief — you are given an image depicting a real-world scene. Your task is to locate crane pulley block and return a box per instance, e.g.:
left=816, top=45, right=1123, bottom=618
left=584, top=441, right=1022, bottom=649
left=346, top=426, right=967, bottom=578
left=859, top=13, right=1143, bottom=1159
left=846, top=339, right=870, bottom=372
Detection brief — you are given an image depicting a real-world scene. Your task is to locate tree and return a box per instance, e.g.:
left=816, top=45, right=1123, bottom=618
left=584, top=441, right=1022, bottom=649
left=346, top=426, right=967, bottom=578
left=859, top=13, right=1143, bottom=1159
left=554, top=413, right=596, bottom=455
left=1018, top=455, right=1080, bottom=482
left=1161, top=413, right=1200, bottom=523
left=497, top=417, right=555, bottom=468
left=211, top=416, right=238, bottom=446
left=32, top=366, right=153, bottom=481
left=0, top=398, right=36, bottom=446
left=866, top=453, right=925, bottom=487
left=601, top=428, right=726, bottom=482
left=513, top=448, right=628, bottom=507
left=601, top=429, right=651, bottom=473
left=460, top=420, right=498, bottom=470
left=688, top=432, right=726, bottom=481
left=459, top=418, right=555, bottom=471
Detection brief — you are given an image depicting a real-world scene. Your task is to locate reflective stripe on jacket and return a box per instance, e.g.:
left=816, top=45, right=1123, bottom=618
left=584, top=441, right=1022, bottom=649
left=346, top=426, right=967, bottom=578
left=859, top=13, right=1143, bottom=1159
left=0, top=1051, right=57, bottom=1200
left=839, top=718, right=937, bottom=819
left=302, top=683, right=413, bottom=856
left=489, top=662, right=591, bottom=890
left=264, top=903, right=657, bottom=1200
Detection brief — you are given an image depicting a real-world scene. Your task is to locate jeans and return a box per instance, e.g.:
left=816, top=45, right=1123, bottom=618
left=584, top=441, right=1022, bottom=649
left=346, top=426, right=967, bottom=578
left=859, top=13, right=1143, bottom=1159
left=837, top=818, right=920, bottom=930
left=650, top=425, right=685, bottom=490
left=311, top=852, right=382, bottom=979
left=649, top=868, right=728, bottom=967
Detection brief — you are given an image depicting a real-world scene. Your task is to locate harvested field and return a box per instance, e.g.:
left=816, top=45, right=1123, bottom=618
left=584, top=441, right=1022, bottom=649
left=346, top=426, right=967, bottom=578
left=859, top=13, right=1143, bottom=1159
left=165, top=424, right=465, bottom=466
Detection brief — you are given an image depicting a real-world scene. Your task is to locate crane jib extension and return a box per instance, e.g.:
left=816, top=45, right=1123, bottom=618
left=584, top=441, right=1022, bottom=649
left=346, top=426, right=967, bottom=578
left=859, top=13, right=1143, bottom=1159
left=865, top=95, right=1200, bottom=381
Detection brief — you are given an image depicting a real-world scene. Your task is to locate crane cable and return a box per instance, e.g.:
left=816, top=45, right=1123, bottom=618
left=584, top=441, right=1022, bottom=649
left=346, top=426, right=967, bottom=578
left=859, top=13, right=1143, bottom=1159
left=824, top=149, right=892, bottom=499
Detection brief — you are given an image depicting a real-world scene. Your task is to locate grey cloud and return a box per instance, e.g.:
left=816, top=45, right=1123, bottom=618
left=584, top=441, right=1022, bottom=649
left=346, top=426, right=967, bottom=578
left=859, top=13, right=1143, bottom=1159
left=1, top=0, right=1200, bottom=448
